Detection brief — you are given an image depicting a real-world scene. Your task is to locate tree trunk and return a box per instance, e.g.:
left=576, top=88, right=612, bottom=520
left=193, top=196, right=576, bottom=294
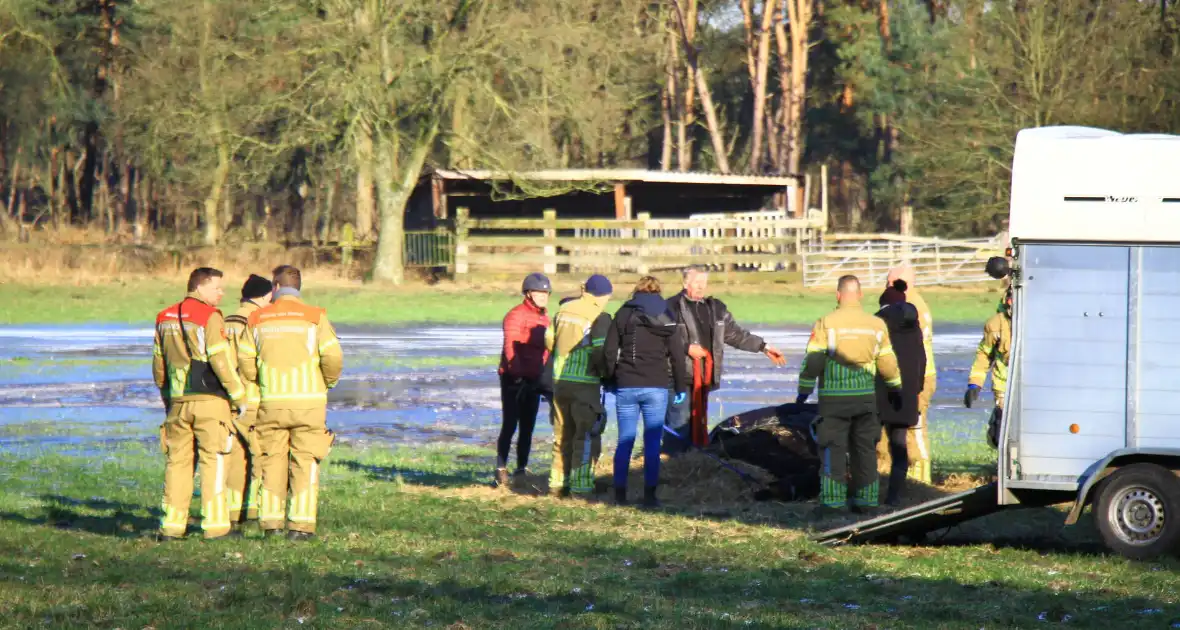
left=749, top=0, right=778, bottom=172
left=783, top=0, right=814, bottom=176
left=317, top=172, right=338, bottom=246
left=372, top=124, right=437, bottom=285
left=202, top=141, right=230, bottom=246
left=772, top=4, right=793, bottom=174
left=355, top=120, right=376, bottom=241
left=79, top=124, right=99, bottom=224
left=121, top=161, right=134, bottom=232
left=65, top=150, right=81, bottom=221
left=47, top=148, right=59, bottom=227
left=671, top=0, right=730, bottom=173
left=660, top=30, right=676, bottom=170
left=741, top=0, right=757, bottom=88
left=7, top=157, right=20, bottom=221
left=676, top=0, right=697, bottom=172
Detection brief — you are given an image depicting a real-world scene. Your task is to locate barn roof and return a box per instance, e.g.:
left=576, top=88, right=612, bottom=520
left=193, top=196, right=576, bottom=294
left=424, top=167, right=797, bottom=188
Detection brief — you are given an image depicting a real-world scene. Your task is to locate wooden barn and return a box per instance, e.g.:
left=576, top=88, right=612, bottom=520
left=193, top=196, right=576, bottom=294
left=405, top=168, right=802, bottom=229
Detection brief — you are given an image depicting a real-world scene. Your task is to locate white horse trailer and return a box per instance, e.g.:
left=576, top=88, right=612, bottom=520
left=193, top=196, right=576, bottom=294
left=817, top=126, right=1180, bottom=559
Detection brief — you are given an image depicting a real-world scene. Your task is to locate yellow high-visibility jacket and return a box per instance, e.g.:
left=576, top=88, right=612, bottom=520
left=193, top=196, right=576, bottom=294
left=799, top=301, right=902, bottom=413
left=908, top=289, right=936, bottom=380
left=224, top=301, right=263, bottom=407
left=969, top=308, right=1011, bottom=407
left=238, top=295, right=343, bottom=409
left=152, top=293, right=244, bottom=404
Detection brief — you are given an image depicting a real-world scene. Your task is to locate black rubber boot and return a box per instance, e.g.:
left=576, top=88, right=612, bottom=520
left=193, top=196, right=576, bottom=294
left=615, top=486, right=628, bottom=505
left=887, top=463, right=907, bottom=507
left=643, top=486, right=659, bottom=508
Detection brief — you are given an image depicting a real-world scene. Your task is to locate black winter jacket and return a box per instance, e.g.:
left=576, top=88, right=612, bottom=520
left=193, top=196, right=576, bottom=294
left=605, top=293, right=690, bottom=393
left=666, top=291, right=766, bottom=390
left=875, top=302, right=927, bottom=427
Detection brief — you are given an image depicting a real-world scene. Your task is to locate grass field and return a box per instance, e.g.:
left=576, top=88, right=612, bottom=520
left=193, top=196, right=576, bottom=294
left=0, top=280, right=1004, bottom=326
left=2, top=423, right=1179, bottom=629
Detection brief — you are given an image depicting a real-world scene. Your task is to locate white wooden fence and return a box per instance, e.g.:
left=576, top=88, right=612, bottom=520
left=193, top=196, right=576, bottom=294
left=801, top=233, right=1006, bottom=287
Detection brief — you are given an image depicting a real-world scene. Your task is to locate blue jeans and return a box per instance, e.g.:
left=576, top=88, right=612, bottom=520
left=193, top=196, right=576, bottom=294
left=615, top=388, right=668, bottom=488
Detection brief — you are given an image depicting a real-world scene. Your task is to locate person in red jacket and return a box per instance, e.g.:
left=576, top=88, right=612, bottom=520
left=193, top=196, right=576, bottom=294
left=495, top=273, right=552, bottom=487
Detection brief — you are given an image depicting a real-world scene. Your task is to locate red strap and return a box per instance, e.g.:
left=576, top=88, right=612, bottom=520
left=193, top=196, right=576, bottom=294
left=689, top=351, right=715, bottom=447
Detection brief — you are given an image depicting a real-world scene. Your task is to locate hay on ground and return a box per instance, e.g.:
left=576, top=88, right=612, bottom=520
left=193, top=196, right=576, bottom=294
left=597, top=451, right=777, bottom=509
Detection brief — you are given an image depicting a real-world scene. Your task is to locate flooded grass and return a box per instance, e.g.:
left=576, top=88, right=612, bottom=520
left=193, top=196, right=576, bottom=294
left=5, top=321, right=1166, bottom=627
left=1, top=438, right=1177, bottom=629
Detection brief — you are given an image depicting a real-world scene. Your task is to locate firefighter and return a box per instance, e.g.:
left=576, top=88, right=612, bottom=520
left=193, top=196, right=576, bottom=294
left=966, top=288, right=1012, bottom=449
left=876, top=263, right=935, bottom=485
left=223, top=274, right=273, bottom=524
left=153, top=267, right=246, bottom=540
left=796, top=275, right=902, bottom=514
left=546, top=274, right=613, bottom=497
left=237, top=265, right=343, bottom=541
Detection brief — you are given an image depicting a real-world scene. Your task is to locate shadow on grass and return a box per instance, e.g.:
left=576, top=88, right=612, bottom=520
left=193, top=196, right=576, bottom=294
left=334, top=459, right=486, bottom=489
left=0, top=528, right=1170, bottom=628
left=0, top=494, right=160, bottom=538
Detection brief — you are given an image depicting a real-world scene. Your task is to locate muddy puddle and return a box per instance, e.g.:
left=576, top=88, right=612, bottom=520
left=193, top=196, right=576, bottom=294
left=0, top=323, right=994, bottom=455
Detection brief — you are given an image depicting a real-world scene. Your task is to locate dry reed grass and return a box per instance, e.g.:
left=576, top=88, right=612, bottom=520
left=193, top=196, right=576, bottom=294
left=0, top=236, right=371, bottom=286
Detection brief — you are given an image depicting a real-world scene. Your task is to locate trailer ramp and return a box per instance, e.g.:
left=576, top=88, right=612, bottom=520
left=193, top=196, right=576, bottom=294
left=813, top=483, right=1014, bottom=546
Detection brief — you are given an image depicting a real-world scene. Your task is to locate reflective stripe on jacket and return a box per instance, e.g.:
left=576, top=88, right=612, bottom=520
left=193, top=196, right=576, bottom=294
left=225, top=302, right=263, bottom=406
left=907, top=289, right=937, bottom=379
left=969, top=310, right=1011, bottom=401
left=798, top=302, right=902, bottom=410
left=152, top=294, right=244, bottom=403
left=238, top=295, right=343, bottom=409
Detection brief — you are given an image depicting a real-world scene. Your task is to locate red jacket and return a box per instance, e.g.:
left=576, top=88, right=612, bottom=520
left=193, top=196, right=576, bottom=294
left=499, top=299, right=550, bottom=381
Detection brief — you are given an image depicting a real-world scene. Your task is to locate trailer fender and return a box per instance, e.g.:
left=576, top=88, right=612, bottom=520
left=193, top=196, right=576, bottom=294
left=1064, top=448, right=1180, bottom=525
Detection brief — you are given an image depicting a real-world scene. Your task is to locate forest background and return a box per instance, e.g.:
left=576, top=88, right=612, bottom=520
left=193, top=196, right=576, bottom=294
left=2, top=0, right=1178, bottom=284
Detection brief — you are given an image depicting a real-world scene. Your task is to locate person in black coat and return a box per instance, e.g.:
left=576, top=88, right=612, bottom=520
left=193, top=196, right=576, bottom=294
left=875, top=280, right=927, bottom=506
left=605, top=277, right=690, bottom=507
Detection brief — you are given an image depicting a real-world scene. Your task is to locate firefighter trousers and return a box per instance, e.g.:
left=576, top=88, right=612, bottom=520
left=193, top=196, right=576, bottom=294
left=818, top=410, right=880, bottom=509
left=549, top=383, right=602, bottom=494
left=256, top=406, right=334, bottom=534
left=226, top=409, right=260, bottom=522
left=159, top=399, right=236, bottom=539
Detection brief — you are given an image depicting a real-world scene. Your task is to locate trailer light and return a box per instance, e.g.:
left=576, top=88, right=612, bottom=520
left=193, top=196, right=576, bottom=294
left=1069, top=424, right=1080, bottom=434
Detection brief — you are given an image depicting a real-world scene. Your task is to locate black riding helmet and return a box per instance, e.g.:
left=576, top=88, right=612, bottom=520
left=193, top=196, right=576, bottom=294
left=522, top=272, right=552, bottom=295
left=985, top=256, right=1011, bottom=280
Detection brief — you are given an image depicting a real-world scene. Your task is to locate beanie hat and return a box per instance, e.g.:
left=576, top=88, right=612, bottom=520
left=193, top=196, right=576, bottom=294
left=241, top=274, right=273, bottom=301
left=879, top=279, right=908, bottom=307
left=585, top=274, right=613, bottom=297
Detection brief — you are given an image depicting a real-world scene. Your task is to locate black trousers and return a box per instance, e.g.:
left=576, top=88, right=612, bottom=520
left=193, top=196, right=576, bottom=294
left=885, top=425, right=909, bottom=503
left=817, top=409, right=880, bottom=507
left=497, top=375, right=541, bottom=470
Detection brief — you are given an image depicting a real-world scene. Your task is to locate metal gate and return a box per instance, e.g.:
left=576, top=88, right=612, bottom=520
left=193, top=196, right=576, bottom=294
left=802, top=234, right=1004, bottom=287
left=403, top=230, right=453, bottom=268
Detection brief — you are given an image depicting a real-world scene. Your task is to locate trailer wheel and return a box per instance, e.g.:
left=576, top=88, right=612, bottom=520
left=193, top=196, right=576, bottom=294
left=1095, top=464, right=1180, bottom=560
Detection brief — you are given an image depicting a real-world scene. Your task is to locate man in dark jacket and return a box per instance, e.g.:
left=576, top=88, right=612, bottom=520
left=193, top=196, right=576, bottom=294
left=875, top=280, right=927, bottom=506
left=495, top=273, right=552, bottom=488
left=664, top=266, right=787, bottom=452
